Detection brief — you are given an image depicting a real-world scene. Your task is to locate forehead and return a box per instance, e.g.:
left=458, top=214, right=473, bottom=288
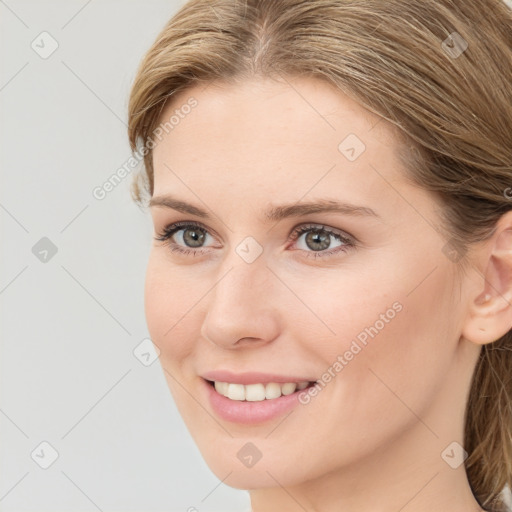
left=151, top=76, right=408, bottom=215
left=157, top=76, right=389, bottom=144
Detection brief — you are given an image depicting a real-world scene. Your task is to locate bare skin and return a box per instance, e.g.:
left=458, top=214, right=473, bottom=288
left=145, top=75, right=511, bottom=512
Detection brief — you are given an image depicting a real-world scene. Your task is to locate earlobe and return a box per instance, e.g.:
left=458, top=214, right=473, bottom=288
left=461, top=218, right=512, bottom=346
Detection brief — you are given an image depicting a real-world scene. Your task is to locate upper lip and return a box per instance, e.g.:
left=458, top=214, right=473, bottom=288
left=201, top=370, right=317, bottom=385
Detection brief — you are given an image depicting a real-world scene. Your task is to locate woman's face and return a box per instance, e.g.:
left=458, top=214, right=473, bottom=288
left=146, top=76, right=481, bottom=490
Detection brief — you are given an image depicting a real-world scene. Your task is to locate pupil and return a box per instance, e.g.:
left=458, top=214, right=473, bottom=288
left=306, top=230, right=329, bottom=251
left=184, top=228, right=205, bottom=248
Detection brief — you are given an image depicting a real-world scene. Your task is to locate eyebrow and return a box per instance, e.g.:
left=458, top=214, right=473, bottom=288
left=149, top=194, right=380, bottom=222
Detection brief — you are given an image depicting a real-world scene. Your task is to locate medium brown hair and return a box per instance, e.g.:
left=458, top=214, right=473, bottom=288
left=127, top=1, right=512, bottom=509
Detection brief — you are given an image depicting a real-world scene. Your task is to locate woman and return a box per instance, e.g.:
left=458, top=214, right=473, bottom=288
left=127, top=1, right=512, bottom=510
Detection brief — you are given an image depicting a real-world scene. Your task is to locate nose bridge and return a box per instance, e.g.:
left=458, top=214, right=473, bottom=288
left=213, top=233, right=273, bottom=303
left=210, top=246, right=273, bottom=316
left=200, top=246, right=280, bottom=346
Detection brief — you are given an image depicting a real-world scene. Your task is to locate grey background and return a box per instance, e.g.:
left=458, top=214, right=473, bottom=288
left=0, top=1, right=250, bottom=510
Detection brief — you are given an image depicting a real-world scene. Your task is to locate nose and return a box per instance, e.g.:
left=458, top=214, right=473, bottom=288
left=200, top=252, right=281, bottom=350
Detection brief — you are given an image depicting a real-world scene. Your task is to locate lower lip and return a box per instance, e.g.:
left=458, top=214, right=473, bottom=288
left=202, top=378, right=309, bottom=425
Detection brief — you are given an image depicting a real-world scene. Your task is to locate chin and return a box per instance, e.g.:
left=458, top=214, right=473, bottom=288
left=198, top=447, right=315, bottom=490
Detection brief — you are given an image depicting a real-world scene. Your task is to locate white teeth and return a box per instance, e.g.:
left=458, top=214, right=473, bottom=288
left=212, top=380, right=311, bottom=401
left=265, top=382, right=282, bottom=400
left=245, top=383, right=266, bottom=401
left=227, top=383, right=246, bottom=401
left=214, top=381, right=228, bottom=395
left=281, top=382, right=297, bottom=395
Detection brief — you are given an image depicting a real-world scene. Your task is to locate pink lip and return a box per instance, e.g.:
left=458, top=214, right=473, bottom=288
left=201, top=377, right=311, bottom=424
left=201, top=370, right=316, bottom=385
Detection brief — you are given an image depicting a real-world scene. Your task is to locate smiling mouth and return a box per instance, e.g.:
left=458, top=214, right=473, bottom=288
left=205, top=378, right=317, bottom=402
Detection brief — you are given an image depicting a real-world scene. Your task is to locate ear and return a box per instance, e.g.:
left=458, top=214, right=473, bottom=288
left=462, top=211, right=512, bottom=345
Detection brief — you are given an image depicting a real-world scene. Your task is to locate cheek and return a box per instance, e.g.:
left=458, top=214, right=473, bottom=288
left=293, top=256, right=457, bottom=422
left=347, top=270, right=454, bottom=414
left=143, top=254, right=206, bottom=426
left=143, top=253, right=198, bottom=366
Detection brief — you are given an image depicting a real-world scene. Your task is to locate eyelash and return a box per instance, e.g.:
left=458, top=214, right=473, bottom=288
left=154, top=221, right=356, bottom=260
